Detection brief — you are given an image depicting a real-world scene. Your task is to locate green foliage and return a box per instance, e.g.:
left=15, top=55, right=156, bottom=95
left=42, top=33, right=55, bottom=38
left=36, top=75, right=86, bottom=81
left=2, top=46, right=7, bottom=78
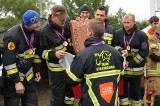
left=62, top=0, right=109, bottom=20
left=136, top=20, right=148, bottom=30
left=0, top=0, right=149, bottom=32
left=0, top=0, right=55, bottom=30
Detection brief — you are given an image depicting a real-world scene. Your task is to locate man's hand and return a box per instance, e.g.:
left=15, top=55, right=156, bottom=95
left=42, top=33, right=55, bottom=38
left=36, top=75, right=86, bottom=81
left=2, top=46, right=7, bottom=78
left=125, top=61, right=129, bottom=69
left=35, top=72, right=41, bottom=82
left=55, top=51, right=66, bottom=59
left=15, top=82, right=25, bottom=94
left=121, top=50, right=128, bottom=57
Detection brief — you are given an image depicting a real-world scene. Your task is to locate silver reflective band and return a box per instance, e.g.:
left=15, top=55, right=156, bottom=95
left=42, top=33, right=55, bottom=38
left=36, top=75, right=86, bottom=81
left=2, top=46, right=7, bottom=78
left=103, top=33, right=113, bottom=37
left=26, top=67, right=33, bottom=77
left=4, top=63, right=16, bottom=70
left=136, top=54, right=144, bottom=61
left=48, top=62, right=61, bottom=67
left=126, top=67, right=144, bottom=71
left=131, top=48, right=139, bottom=52
left=42, top=50, right=48, bottom=59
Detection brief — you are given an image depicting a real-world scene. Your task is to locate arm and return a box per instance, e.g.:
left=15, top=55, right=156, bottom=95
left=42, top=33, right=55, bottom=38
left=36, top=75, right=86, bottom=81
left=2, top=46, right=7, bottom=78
left=66, top=52, right=86, bottom=86
left=128, top=33, right=149, bottom=67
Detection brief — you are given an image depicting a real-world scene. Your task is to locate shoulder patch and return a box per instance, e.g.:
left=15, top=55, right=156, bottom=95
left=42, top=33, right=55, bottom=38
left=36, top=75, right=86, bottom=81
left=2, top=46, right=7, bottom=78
left=8, top=42, right=15, bottom=50
left=142, top=42, right=147, bottom=49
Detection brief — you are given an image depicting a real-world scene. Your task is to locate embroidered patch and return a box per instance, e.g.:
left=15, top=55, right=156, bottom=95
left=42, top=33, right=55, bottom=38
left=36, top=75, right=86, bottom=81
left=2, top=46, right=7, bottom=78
left=8, top=42, right=15, bottom=50
left=142, top=42, right=147, bottom=50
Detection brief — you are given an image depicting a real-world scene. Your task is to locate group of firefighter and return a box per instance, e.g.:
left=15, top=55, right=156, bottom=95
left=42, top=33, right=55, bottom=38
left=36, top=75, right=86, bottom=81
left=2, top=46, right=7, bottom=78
left=0, top=3, right=160, bottom=106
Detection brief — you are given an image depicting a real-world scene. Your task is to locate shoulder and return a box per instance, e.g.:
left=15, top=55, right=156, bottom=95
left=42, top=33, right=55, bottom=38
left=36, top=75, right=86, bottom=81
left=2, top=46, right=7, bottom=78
left=4, top=25, right=20, bottom=39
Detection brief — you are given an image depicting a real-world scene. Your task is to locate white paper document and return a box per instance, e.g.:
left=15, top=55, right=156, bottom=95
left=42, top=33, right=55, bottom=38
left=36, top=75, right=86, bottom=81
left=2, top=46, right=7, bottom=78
left=59, top=52, right=75, bottom=70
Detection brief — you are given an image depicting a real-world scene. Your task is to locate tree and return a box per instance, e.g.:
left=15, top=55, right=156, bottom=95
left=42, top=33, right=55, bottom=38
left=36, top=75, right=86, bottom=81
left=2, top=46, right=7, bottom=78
left=62, top=0, right=109, bottom=20
left=0, top=0, right=55, bottom=29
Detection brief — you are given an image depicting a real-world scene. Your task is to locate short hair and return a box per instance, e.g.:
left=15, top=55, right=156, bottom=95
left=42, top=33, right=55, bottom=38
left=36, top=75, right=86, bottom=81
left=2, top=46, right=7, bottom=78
left=123, top=13, right=135, bottom=22
left=88, top=19, right=105, bottom=37
left=96, top=6, right=108, bottom=15
left=149, top=16, right=159, bottom=23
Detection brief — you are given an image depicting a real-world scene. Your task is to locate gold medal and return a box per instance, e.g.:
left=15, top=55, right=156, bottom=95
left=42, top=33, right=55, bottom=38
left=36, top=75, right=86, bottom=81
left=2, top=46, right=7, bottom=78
left=126, top=45, right=130, bottom=51
left=63, top=41, right=68, bottom=46
left=29, top=49, right=33, bottom=54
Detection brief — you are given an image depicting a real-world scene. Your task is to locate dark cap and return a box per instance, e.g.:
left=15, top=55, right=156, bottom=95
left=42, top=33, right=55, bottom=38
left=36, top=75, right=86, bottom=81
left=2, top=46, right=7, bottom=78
left=51, top=5, right=68, bottom=20
left=80, top=4, right=90, bottom=13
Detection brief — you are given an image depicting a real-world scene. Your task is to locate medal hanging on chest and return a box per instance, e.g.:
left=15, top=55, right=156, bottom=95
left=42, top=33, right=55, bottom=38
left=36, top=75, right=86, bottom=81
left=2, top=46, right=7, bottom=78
left=20, top=24, right=35, bottom=54
left=126, top=45, right=130, bottom=51
left=54, top=28, right=68, bottom=47
left=124, top=31, right=135, bottom=51
left=28, top=49, right=34, bottom=54
left=63, top=41, right=68, bottom=47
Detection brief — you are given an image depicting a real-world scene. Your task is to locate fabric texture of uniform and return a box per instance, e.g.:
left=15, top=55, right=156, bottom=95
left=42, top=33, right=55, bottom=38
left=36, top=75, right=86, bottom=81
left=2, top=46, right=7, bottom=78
left=114, top=25, right=149, bottom=105
left=66, top=37, right=123, bottom=106
left=2, top=23, right=41, bottom=106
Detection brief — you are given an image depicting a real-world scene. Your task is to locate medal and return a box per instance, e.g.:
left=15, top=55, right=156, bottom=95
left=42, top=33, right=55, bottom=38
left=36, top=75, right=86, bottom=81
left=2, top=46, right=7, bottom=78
left=63, top=41, right=68, bottom=46
left=126, top=45, right=130, bottom=51
left=29, top=49, right=33, bottom=54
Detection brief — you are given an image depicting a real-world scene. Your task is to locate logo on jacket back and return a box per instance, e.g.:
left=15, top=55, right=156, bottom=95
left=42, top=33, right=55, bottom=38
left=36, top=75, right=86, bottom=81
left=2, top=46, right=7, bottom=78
left=94, top=50, right=115, bottom=71
left=99, top=82, right=114, bottom=103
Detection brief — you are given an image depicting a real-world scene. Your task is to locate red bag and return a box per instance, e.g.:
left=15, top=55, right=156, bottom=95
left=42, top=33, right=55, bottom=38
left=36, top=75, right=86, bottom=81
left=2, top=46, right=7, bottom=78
left=72, top=84, right=81, bottom=99
left=118, top=79, right=124, bottom=96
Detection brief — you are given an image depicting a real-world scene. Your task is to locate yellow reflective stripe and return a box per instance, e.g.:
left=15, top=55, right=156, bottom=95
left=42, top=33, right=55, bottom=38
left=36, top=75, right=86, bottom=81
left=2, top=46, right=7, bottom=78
left=133, top=57, right=141, bottom=64
left=24, top=54, right=34, bottom=59
left=66, top=67, right=82, bottom=82
left=128, top=52, right=136, bottom=57
left=120, top=100, right=130, bottom=105
left=146, top=32, right=150, bottom=37
left=64, top=100, right=74, bottom=105
left=124, top=70, right=144, bottom=75
left=33, top=58, right=42, bottom=63
left=20, top=76, right=24, bottom=81
left=47, top=63, right=64, bottom=72
left=61, top=47, right=67, bottom=51
left=132, top=103, right=141, bottom=106
left=6, top=68, right=18, bottom=76
left=103, top=36, right=112, bottom=41
left=44, top=50, right=51, bottom=60
left=26, top=72, right=34, bottom=82
left=84, top=70, right=121, bottom=79
left=86, top=78, right=100, bottom=106
left=114, top=88, right=118, bottom=106
left=115, top=46, right=121, bottom=51
left=147, top=70, right=160, bottom=76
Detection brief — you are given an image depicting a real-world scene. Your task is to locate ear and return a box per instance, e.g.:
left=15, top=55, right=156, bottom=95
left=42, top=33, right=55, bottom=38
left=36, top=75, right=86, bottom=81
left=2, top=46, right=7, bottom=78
left=51, top=15, right=54, bottom=19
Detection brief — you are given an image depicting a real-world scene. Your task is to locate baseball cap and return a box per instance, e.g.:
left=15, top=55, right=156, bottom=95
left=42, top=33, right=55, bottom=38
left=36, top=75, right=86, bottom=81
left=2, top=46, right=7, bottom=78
left=51, top=5, right=68, bottom=20
left=80, top=4, right=90, bottom=13
left=23, top=10, right=40, bottom=26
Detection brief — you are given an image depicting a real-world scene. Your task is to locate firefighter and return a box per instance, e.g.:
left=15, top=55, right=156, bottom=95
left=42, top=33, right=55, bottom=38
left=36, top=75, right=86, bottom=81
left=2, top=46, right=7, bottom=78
left=147, top=23, right=160, bottom=106
left=66, top=19, right=123, bottom=106
left=94, top=6, right=116, bottom=46
left=39, top=5, right=74, bottom=106
left=146, top=16, right=159, bottom=37
left=114, top=13, right=149, bottom=106
left=2, top=10, right=41, bottom=106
